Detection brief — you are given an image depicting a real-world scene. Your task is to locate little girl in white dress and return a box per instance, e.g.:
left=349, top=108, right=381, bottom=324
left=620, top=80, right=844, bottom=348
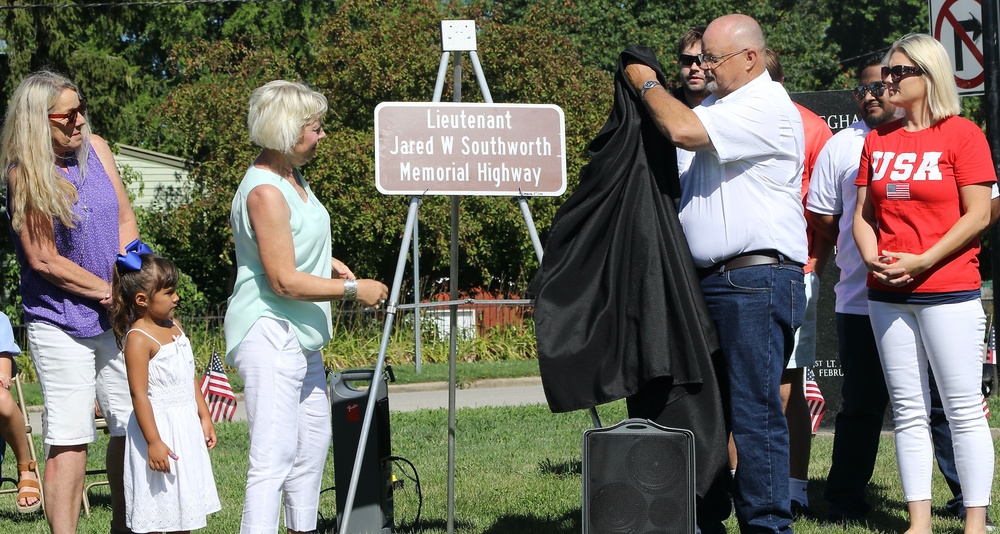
left=110, top=242, right=220, bottom=533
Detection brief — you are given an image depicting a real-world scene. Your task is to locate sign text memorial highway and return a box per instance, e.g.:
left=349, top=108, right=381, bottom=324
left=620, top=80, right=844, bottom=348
left=374, top=102, right=567, bottom=196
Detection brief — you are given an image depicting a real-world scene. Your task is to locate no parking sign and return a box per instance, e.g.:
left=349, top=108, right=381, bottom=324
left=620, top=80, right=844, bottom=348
left=930, top=0, right=985, bottom=95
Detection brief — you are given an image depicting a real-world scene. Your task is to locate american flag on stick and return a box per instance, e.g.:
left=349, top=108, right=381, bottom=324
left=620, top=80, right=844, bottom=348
left=200, top=350, right=237, bottom=423
left=986, top=320, right=995, bottom=365
left=805, top=368, right=826, bottom=433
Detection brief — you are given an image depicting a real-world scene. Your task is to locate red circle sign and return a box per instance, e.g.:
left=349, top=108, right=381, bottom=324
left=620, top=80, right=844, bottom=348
left=934, top=0, right=984, bottom=89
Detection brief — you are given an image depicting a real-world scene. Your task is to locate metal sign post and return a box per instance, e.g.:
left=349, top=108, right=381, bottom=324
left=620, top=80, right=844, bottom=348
left=338, top=20, right=566, bottom=533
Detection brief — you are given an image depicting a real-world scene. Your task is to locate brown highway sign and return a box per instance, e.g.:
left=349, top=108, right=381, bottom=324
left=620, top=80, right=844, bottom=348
left=374, top=102, right=566, bottom=196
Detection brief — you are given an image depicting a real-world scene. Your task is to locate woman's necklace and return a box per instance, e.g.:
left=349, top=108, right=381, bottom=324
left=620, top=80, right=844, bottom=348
left=54, top=156, right=90, bottom=258
left=55, top=155, right=88, bottom=214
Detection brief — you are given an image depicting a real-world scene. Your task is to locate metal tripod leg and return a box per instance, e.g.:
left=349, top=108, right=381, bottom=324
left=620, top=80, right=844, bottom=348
left=339, top=196, right=420, bottom=533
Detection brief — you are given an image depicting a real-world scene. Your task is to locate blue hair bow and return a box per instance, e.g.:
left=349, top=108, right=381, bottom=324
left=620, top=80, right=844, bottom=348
left=115, top=239, right=153, bottom=273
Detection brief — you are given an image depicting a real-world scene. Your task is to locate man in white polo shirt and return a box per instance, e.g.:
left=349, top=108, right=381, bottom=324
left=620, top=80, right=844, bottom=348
left=626, top=13, right=806, bottom=534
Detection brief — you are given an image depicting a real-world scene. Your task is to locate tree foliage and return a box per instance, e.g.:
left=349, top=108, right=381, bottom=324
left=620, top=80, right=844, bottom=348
left=0, top=0, right=963, bottom=315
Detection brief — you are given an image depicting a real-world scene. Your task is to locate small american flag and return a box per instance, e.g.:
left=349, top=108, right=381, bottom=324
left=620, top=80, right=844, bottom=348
left=986, top=322, right=995, bottom=365
left=886, top=182, right=910, bottom=200
left=984, top=396, right=991, bottom=418
left=805, top=368, right=826, bottom=432
left=200, top=350, right=237, bottom=423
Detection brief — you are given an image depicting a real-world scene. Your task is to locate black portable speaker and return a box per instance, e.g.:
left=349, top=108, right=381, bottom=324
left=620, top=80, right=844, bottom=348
left=582, top=418, right=696, bottom=534
left=330, top=369, right=394, bottom=533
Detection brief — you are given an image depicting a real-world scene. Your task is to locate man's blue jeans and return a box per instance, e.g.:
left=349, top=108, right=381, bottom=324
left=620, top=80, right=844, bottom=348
left=700, top=262, right=804, bottom=534
left=826, top=313, right=967, bottom=518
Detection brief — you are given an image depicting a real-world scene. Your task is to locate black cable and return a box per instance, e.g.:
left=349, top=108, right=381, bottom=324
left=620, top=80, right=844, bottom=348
left=388, top=455, right=422, bottom=530
left=316, top=484, right=336, bottom=534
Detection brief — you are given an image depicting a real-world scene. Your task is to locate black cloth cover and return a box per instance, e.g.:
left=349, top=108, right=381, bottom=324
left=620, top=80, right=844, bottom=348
left=528, top=46, right=729, bottom=501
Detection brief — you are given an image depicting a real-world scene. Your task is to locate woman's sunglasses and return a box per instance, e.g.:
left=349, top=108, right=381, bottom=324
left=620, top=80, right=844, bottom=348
left=48, top=99, right=87, bottom=124
left=853, top=81, right=886, bottom=102
left=881, top=65, right=924, bottom=82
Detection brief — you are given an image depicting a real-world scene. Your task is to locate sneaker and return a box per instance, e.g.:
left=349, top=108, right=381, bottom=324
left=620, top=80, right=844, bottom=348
left=986, top=516, right=995, bottom=533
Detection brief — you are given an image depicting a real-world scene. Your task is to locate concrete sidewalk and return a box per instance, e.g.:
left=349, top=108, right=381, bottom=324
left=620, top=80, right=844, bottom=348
left=27, top=376, right=549, bottom=429
left=387, top=376, right=547, bottom=412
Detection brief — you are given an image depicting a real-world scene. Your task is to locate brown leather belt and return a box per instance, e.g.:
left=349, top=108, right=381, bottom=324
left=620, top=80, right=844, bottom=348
left=698, top=250, right=802, bottom=277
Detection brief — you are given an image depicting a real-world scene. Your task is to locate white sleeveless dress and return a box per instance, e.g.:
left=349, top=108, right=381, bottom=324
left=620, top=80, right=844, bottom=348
left=123, top=328, right=221, bottom=533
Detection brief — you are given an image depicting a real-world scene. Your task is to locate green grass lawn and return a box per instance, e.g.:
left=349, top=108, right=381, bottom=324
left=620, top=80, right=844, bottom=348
left=1, top=399, right=998, bottom=533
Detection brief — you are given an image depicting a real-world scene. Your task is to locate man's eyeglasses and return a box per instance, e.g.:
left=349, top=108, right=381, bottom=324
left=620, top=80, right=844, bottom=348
left=48, top=99, right=86, bottom=124
left=881, top=65, right=924, bottom=82
left=853, top=81, right=886, bottom=102
left=697, top=48, right=748, bottom=68
left=679, top=54, right=701, bottom=67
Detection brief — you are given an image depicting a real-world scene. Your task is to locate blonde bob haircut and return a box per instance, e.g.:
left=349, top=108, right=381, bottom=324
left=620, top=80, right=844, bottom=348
left=0, top=70, right=92, bottom=232
left=247, top=80, right=328, bottom=154
left=884, top=33, right=961, bottom=121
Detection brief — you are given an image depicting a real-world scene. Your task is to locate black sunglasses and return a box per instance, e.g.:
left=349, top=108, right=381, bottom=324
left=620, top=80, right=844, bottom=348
left=48, top=98, right=87, bottom=124
left=881, top=65, right=924, bottom=82
left=679, top=54, right=701, bottom=67
left=853, top=81, right=886, bottom=101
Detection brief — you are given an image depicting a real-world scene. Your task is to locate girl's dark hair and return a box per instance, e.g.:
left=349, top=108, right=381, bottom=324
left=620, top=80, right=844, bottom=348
left=109, top=254, right=179, bottom=350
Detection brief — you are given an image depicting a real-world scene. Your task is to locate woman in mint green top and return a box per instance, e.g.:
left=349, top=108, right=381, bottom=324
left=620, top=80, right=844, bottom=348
left=225, top=80, right=387, bottom=534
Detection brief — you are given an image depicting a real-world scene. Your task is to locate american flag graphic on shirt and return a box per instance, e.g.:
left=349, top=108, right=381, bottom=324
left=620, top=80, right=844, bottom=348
left=200, top=350, right=237, bottom=423
left=886, top=183, right=910, bottom=200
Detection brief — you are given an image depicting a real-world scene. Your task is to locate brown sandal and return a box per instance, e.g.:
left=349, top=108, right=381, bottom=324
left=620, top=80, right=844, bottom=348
left=15, top=461, right=41, bottom=514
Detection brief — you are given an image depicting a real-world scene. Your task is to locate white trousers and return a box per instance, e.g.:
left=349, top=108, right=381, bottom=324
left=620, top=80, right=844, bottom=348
left=27, top=323, right=132, bottom=443
left=868, top=299, right=993, bottom=506
left=233, top=317, right=332, bottom=533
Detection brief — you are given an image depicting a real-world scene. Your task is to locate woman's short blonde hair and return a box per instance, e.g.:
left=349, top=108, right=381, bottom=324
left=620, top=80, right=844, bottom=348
left=884, top=33, right=961, bottom=121
left=247, top=80, right=328, bottom=154
left=0, top=70, right=92, bottom=232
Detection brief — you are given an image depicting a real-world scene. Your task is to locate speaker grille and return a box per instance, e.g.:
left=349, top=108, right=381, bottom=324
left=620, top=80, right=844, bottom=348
left=583, top=419, right=695, bottom=534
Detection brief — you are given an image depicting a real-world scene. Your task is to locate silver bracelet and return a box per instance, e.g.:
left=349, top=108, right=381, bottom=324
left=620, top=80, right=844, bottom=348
left=343, top=278, right=358, bottom=301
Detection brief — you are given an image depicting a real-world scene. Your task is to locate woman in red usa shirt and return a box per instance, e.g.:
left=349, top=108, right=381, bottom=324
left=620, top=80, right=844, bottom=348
left=853, top=33, right=995, bottom=534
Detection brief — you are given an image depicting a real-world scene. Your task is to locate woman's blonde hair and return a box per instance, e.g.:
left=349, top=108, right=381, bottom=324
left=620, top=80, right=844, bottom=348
left=0, top=70, right=91, bottom=232
left=884, top=33, right=961, bottom=121
left=247, top=80, right=328, bottom=154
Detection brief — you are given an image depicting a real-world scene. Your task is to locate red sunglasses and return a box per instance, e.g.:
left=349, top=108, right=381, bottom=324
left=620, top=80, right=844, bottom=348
left=48, top=99, right=87, bottom=124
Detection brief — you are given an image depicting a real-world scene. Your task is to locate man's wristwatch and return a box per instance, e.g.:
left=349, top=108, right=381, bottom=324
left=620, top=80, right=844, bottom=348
left=641, top=80, right=661, bottom=99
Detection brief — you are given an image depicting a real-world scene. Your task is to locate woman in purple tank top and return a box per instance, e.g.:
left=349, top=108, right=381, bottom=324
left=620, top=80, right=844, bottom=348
left=0, top=71, right=139, bottom=533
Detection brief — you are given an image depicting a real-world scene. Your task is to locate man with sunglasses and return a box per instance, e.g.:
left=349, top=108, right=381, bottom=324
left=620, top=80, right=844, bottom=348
left=672, top=26, right=711, bottom=109
left=806, top=55, right=996, bottom=529
left=671, top=26, right=711, bottom=176
left=626, top=13, right=806, bottom=534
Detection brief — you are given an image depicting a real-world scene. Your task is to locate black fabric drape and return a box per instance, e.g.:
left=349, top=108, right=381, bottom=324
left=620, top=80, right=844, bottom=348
left=528, top=45, right=728, bottom=500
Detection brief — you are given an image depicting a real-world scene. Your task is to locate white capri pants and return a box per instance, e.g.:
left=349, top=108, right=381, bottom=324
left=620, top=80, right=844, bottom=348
left=868, top=299, right=994, bottom=506
left=27, top=322, right=132, bottom=444
left=232, top=317, right=332, bottom=534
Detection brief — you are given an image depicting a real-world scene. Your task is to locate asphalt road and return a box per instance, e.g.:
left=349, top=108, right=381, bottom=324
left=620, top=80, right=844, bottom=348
left=27, top=376, right=549, bottom=429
